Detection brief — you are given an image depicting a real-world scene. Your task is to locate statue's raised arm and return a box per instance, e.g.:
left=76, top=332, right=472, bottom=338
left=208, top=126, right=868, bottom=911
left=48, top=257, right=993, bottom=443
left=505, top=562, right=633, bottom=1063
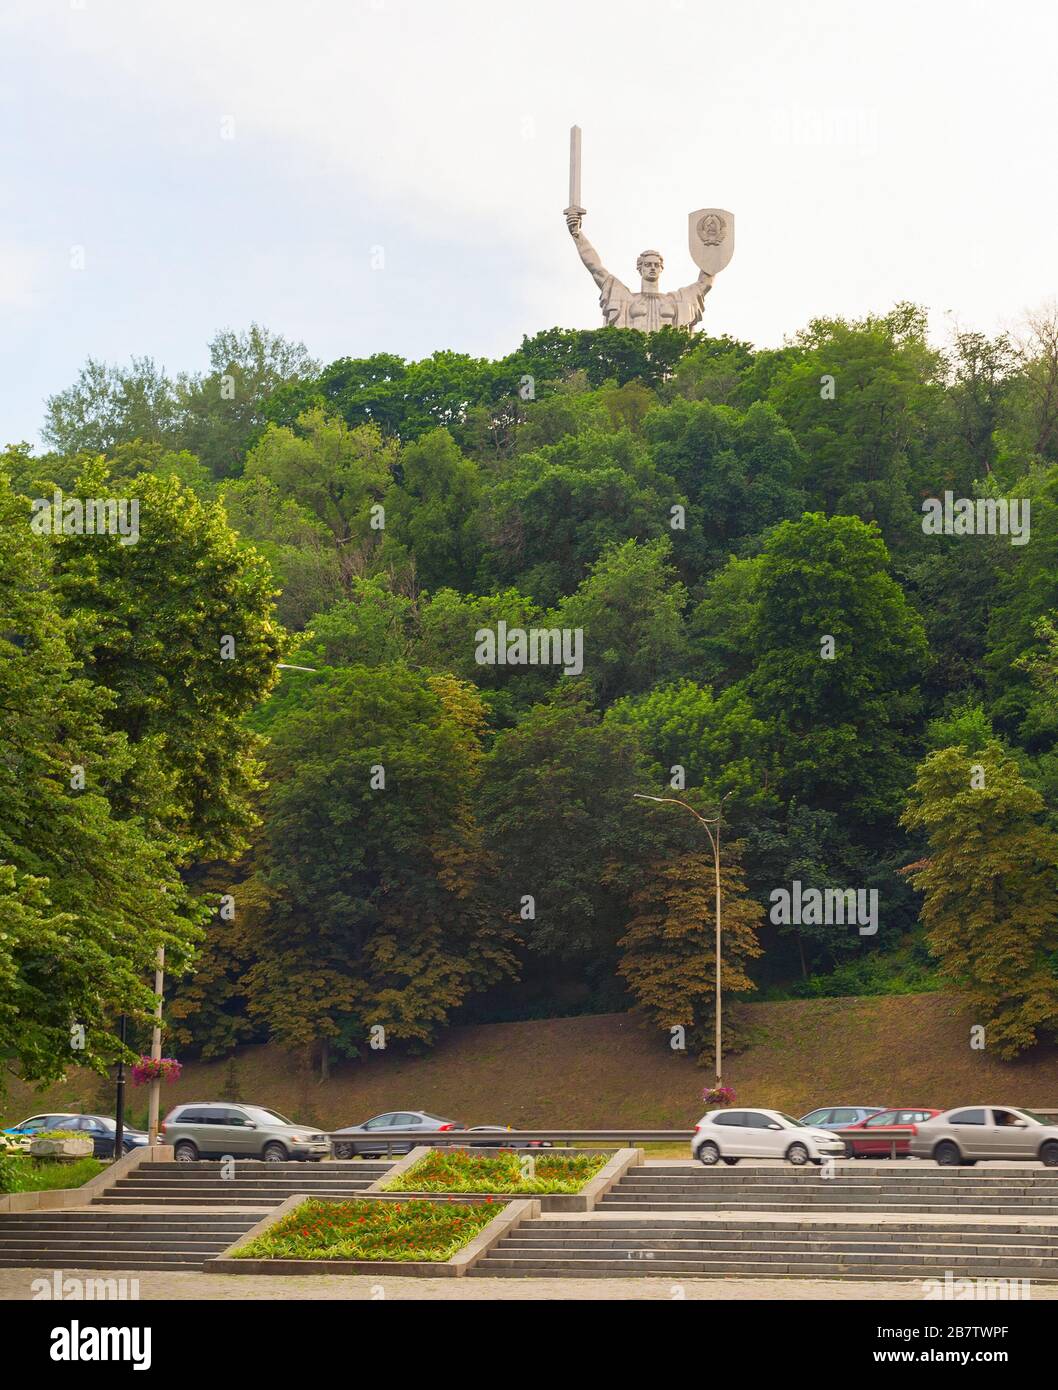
left=565, top=208, right=611, bottom=291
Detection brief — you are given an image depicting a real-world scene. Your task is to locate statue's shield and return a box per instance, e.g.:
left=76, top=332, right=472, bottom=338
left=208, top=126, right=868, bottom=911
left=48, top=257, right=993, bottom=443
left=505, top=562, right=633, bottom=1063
left=689, top=208, right=735, bottom=275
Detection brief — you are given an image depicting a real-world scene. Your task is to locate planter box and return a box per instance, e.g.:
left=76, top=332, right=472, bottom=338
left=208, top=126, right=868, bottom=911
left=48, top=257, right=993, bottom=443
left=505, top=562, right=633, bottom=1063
left=207, top=1194, right=539, bottom=1277
left=28, top=1136, right=93, bottom=1161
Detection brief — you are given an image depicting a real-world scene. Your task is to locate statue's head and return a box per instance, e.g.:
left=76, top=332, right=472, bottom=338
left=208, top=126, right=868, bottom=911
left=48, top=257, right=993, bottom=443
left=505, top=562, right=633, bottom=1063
left=637, top=249, right=663, bottom=285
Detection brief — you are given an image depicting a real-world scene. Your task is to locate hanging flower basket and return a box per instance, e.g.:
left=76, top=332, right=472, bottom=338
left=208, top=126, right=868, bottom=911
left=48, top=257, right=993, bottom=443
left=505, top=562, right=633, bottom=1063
left=702, top=1084, right=737, bottom=1107
left=131, top=1056, right=182, bottom=1086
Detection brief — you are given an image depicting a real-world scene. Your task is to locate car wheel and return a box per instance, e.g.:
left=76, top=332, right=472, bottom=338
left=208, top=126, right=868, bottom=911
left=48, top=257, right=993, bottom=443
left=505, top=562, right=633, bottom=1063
left=934, top=1140, right=962, bottom=1166
left=697, top=1141, right=720, bottom=1166
left=332, top=1142, right=353, bottom=1160
left=263, top=1142, right=287, bottom=1163
left=721, top=1156, right=740, bottom=1166
left=786, top=1142, right=810, bottom=1166
left=174, top=1141, right=198, bottom=1163
left=1041, top=1142, right=1058, bottom=1167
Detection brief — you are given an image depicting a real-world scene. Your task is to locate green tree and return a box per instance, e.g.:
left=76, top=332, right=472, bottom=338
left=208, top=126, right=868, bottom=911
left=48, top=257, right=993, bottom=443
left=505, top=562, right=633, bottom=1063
left=0, top=477, right=201, bottom=1082
left=482, top=429, right=679, bottom=604
left=244, top=408, right=394, bottom=590
left=43, top=356, right=179, bottom=456
left=243, top=666, right=515, bottom=1075
left=748, top=513, right=928, bottom=823
left=767, top=303, right=944, bottom=544
left=902, top=742, right=1058, bottom=1057
left=616, top=829, right=762, bottom=1060
left=643, top=397, right=805, bottom=572
left=478, top=690, right=651, bottom=961
left=381, top=429, right=482, bottom=591
left=176, top=324, right=318, bottom=478
left=56, top=462, right=286, bottom=861
left=607, top=678, right=771, bottom=807
left=555, top=538, right=688, bottom=705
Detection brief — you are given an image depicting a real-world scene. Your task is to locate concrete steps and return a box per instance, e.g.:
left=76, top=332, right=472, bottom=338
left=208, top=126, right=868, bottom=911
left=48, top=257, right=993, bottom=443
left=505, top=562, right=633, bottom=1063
left=0, top=1211, right=257, bottom=1271
left=0, top=1159, right=395, bottom=1270
left=470, top=1217, right=1058, bottom=1279
left=598, top=1164, right=1058, bottom=1215
left=90, top=1159, right=392, bottom=1208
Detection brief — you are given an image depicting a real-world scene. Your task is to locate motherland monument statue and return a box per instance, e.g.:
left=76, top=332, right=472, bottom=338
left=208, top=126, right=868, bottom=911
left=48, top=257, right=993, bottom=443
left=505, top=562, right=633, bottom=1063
left=564, top=125, right=734, bottom=332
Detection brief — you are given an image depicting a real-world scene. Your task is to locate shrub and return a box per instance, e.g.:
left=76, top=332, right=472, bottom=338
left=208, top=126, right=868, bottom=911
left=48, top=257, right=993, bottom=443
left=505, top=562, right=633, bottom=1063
left=233, top=1197, right=498, bottom=1262
left=384, top=1148, right=607, bottom=1194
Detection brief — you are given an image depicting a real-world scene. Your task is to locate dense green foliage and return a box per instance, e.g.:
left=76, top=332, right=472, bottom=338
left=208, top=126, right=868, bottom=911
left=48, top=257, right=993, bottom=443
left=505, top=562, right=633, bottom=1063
left=9, top=301, right=1058, bottom=1072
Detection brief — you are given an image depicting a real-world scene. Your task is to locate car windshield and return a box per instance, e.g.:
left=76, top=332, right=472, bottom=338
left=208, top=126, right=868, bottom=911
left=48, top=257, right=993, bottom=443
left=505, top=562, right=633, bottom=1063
left=779, top=1114, right=804, bottom=1127
left=1023, top=1111, right=1055, bottom=1126
left=243, top=1107, right=295, bottom=1126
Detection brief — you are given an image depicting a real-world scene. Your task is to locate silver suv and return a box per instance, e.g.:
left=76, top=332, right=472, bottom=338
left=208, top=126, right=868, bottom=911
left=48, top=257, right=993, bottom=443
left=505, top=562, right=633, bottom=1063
left=162, top=1102, right=330, bottom=1163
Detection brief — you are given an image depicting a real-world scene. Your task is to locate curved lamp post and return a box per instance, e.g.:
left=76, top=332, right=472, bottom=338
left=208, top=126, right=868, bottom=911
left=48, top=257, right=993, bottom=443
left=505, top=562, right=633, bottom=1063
left=634, top=792, right=731, bottom=1086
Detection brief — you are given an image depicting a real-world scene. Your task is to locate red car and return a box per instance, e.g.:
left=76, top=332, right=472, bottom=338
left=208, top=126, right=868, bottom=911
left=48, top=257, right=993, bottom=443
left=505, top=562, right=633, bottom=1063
left=844, top=1108, right=943, bottom=1158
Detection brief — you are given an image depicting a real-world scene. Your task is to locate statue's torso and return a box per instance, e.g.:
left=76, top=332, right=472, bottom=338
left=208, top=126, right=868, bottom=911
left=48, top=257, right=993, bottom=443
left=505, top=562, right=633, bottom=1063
left=598, top=275, right=706, bottom=332
left=628, top=292, right=680, bottom=331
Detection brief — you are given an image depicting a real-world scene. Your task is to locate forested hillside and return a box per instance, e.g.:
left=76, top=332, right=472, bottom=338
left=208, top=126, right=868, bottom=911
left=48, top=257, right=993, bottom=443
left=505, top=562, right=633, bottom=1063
left=6, top=307, right=1058, bottom=1083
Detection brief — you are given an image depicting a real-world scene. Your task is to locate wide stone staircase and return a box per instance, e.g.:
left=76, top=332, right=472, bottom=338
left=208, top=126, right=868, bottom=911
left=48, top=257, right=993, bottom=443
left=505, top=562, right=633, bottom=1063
left=0, top=1210, right=260, bottom=1271
left=597, top=1163, right=1058, bottom=1216
left=0, top=1159, right=392, bottom=1270
left=470, top=1214, right=1058, bottom=1279
left=90, top=1159, right=392, bottom=1208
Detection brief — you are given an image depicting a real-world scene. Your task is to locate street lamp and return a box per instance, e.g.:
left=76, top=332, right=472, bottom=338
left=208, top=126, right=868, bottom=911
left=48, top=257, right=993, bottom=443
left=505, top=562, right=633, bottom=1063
left=634, top=791, right=731, bottom=1086
left=145, top=661, right=319, bottom=1143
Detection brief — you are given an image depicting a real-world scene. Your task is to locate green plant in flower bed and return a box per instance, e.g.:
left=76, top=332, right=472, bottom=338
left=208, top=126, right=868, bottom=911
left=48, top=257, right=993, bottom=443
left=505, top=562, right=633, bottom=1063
left=383, top=1148, right=607, bottom=1194
left=0, top=1154, right=105, bottom=1194
left=231, top=1198, right=499, bottom=1262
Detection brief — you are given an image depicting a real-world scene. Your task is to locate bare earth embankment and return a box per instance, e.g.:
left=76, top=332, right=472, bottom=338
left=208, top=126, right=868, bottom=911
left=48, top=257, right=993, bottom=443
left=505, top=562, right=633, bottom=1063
left=7, top=993, right=1058, bottom=1128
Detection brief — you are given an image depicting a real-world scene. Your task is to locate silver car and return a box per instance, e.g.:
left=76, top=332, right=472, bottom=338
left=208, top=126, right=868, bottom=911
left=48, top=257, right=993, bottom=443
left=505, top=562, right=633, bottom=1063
left=908, top=1106, right=1058, bottom=1166
left=162, top=1102, right=330, bottom=1163
left=800, top=1106, right=888, bottom=1130
left=331, top=1111, right=465, bottom=1159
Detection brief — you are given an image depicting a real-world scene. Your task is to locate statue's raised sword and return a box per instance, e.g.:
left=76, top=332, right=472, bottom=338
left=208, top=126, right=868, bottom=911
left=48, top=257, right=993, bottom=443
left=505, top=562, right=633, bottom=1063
left=565, top=124, right=584, bottom=218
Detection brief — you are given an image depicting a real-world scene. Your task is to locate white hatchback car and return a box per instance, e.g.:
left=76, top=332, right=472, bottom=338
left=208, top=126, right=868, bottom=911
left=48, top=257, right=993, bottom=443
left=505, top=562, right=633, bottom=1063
left=692, top=1107, right=847, bottom=1166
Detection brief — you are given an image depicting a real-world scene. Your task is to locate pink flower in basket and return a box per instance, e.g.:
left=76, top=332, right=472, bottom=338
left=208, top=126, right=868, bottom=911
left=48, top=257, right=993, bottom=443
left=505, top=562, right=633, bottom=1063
left=702, top=1084, right=737, bottom=1107
left=131, top=1056, right=182, bottom=1086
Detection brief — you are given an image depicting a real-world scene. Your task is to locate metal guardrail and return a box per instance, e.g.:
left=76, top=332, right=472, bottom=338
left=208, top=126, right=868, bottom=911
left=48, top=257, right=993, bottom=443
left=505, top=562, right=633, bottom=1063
left=327, top=1129, right=692, bottom=1156
left=325, top=1114, right=1058, bottom=1160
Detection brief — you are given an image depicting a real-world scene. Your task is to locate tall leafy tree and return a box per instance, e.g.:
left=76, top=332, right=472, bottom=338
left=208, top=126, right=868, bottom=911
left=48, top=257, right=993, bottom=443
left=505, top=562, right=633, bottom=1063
left=243, top=666, right=515, bottom=1075
left=902, top=742, right=1058, bottom=1057
left=748, top=513, right=928, bottom=823
left=381, top=428, right=482, bottom=591
left=0, top=477, right=201, bottom=1082
left=616, top=828, right=762, bottom=1059
left=243, top=407, right=394, bottom=590
left=555, top=538, right=688, bottom=705
left=478, top=689, right=652, bottom=961
left=56, top=461, right=285, bottom=861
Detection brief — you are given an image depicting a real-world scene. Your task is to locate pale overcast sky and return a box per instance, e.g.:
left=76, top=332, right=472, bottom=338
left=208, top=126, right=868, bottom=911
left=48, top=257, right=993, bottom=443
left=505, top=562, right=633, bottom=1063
left=2, top=0, right=1057, bottom=447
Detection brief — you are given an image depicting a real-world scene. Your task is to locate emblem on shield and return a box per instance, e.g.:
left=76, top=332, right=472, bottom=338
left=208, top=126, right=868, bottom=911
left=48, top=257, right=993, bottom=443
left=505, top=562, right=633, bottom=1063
left=688, top=208, right=735, bottom=275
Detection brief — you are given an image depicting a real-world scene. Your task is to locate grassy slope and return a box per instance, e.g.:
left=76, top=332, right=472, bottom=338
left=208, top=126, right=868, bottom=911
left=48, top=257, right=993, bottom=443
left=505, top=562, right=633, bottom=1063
left=5, top=994, right=1058, bottom=1130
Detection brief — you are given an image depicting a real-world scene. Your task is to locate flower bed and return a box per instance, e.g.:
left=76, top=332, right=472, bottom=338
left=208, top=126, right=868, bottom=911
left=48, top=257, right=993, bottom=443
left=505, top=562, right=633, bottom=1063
left=231, top=1197, right=498, bottom=1262
left=383, top=1148, right=608, bottom=1195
